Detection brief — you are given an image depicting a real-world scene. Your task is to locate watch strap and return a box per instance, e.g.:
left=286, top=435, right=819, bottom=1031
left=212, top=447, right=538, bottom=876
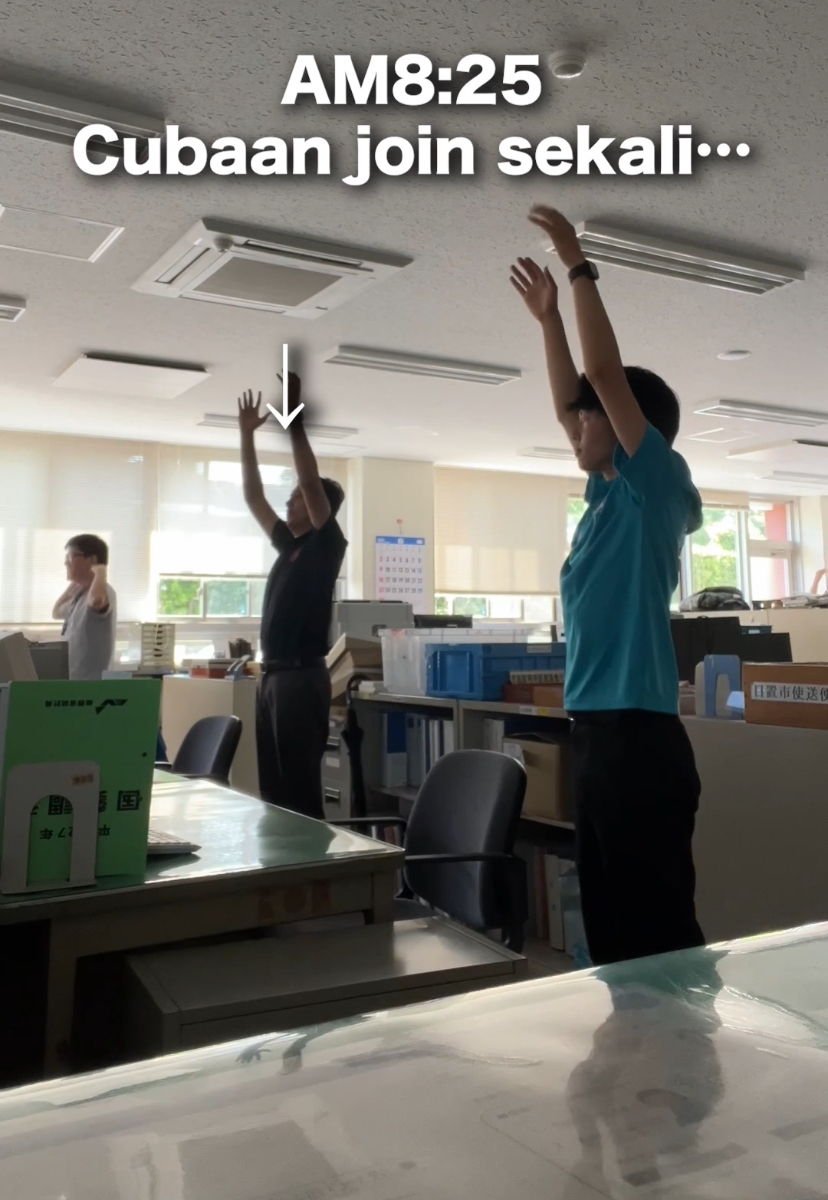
left=568, top=261, right=598, bottom=283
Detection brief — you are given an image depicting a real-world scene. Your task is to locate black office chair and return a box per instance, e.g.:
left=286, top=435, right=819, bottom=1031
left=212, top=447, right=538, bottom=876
left=334, top=750, right=529, bottom=952
left=170, top=715, right=242, bottom=785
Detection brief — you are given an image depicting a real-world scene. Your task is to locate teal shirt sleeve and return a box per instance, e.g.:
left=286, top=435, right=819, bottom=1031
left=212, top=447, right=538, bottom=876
left=614, top=424, right=702, bottom=534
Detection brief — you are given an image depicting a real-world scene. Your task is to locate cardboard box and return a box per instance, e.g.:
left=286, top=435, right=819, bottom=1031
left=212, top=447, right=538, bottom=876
left=504, top=737, right=572, bottom=823
left=743, top=662, right=828, bottom=730
left=503, top=683, right=565, bottom=708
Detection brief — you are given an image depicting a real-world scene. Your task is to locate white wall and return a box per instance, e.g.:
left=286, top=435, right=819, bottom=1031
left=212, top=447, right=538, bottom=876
left=346, top=458, right=435, bottom=606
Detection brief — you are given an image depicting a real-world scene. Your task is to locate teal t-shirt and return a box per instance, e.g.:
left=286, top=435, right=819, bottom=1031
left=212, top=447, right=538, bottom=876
left=560, top=423, right=702, bottom=714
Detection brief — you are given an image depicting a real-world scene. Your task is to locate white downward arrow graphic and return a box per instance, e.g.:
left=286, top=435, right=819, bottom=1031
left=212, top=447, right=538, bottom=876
left=267, top=344, right=305, bottom=430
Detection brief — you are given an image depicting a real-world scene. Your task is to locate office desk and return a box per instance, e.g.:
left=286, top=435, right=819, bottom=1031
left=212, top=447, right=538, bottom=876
left=0, top=773, right=402, bottom=1078
left=1, top=922, right=827, bottom=1198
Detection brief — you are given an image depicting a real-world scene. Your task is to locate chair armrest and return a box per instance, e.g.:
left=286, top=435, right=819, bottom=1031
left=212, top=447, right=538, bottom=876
left=404, top=852, right=513, bottom=865
left=329, top=816, right=408, bottom=830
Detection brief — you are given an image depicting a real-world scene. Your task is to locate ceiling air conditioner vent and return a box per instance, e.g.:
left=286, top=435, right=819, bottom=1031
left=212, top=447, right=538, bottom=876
left=134, top=220, right=412, bottom=318
left=0, top=295, right=25, bottom=322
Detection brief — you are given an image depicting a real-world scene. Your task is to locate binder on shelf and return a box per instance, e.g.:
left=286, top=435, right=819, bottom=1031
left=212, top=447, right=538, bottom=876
left=381, top=712, right=408, bottom=788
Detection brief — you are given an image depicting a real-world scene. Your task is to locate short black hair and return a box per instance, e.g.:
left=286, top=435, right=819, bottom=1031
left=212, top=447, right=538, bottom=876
left=322, top=478, right=345, bottom=517
left=571, top=367, right=681, bottom=445
left=66, top=534, right=109, bottom=565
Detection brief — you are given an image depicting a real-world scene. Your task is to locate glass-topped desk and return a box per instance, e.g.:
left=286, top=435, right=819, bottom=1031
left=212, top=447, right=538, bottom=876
left=1, top=922, right=827, bottom=1198
left=1, top=773, right=402, bottom=1079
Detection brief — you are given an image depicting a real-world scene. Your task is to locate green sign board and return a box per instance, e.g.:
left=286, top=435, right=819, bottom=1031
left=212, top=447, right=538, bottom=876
left=0, top=679, right=161, bottom=885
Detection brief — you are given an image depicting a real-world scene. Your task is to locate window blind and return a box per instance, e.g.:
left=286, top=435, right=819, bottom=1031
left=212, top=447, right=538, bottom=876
left=434, top=467, right=570, bottom=594
left=0, top=432, right=156, bottom=623
left=0, top=430, right=350, bottom=624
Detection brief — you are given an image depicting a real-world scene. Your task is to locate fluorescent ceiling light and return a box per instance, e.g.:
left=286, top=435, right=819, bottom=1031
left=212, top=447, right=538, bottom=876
left=200, top=414, right=358, bottom=440
left=548, top=222, right=804, bottom=295
left=765, top=470, right=828, bottom=486
left=695, top=400, right=828, bottom=428
left=718, top=349, right=751, bottom=361
left=324, top=345, right=521, bottom=386
left=518, top=446, right=575, bottom=460
left=0, top=80, right=164, bottom=157
left=0, top=295, right=25, bottom=322
left=684, top=427, right=753, bottom=445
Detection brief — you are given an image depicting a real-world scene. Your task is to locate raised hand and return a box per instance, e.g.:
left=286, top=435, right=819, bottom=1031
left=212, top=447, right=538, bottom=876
left=276, top=370, right=303, bottom=422
left=528, top=206, right=584, bottom=270
left=237, top=388, right=269, bottom=433
left=510, top=256, right=559, bottom=321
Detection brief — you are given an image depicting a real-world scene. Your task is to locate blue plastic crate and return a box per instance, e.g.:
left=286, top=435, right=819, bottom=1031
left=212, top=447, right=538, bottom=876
left=426, top=642, right=566, bottom=701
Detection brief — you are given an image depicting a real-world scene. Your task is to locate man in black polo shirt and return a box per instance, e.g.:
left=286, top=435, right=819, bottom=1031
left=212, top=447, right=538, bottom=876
left=239, top=373, right=347, bottom=819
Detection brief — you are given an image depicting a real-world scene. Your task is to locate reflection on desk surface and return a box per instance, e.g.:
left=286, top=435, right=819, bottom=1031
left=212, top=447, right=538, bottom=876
left=0, top=774, right=400, bottom=912
left=1, top=923, right=828, bottom=1198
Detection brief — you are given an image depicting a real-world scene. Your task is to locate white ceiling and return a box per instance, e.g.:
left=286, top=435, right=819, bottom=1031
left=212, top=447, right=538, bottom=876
left=0, top=0, right=827, bottom=495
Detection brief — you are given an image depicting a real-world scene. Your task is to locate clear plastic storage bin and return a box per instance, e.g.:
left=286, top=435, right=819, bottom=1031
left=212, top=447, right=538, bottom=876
left=380, top=626, right=542, bottom=697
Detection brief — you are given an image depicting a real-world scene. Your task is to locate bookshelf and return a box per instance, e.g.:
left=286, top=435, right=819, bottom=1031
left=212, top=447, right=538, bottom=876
left=351, top=692, right=575, bottom=829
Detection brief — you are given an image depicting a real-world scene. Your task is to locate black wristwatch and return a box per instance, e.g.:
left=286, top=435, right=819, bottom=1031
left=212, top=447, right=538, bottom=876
left=568, top=260, right=599, bottom=283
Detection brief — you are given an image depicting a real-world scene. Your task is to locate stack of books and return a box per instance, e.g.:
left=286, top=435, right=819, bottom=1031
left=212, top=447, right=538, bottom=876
left=326, top=635, right=383, bottom=704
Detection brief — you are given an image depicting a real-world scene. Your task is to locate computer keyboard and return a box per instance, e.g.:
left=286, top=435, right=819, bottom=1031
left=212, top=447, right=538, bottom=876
left=147, top=827, right=201, bottom=856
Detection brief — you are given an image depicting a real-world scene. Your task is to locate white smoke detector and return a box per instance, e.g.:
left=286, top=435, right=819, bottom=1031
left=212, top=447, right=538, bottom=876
left=548, top=51, right=586, bottom=79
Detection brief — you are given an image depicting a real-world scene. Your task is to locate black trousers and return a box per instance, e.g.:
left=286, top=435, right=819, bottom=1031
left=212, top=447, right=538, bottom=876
left=571, top=710, right=704, bottom=966
left=256, top=666, right=331, bottom=820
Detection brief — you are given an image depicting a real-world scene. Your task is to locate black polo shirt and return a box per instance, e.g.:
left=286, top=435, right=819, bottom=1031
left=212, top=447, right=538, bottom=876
left=260, top=516, right=348, bottom=661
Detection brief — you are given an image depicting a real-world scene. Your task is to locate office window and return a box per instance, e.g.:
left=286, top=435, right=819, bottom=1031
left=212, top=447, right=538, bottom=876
left=434, top=594, right=554, bottom=623
left=685, top=502, right=796, bottom=603
left=157, top=576, right=268, bottom=619
left=0, top=432, right=155, bottom=623
left=746, top=501, right=794, bottom=601
left=153, top=449, right=348, bottom=616
left=689, top=507, right=740, bottom=592
left=566, top=496, right=587, bottom=546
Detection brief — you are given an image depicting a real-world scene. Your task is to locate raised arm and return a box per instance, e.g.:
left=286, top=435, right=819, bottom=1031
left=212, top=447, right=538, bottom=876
left=510, top=256, right=580, bottom=446
left=238, top=389, right=280, bottom=537
left=282, top=372, right=331, bottom=530
left=87, top=564, right=110, bottom=612
left=52, top=583, right=78, bottom=621
left=529, top=206, right=647, bottom=459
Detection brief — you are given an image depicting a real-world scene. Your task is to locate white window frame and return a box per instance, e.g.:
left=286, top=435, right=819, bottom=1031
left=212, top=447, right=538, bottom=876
left=681, top=501, right=798, bottom=604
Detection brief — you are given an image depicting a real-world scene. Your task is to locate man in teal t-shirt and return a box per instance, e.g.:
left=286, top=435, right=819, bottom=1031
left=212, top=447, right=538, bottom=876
left=511, top=207, right=705, bottom=966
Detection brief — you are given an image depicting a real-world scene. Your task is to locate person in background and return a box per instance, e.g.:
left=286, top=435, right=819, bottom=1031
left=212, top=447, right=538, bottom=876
left=238, top=369, right=347, bottom=819
left=52, top=534, right=117, bottom=681
left=510, top=205, right=704, bottom=967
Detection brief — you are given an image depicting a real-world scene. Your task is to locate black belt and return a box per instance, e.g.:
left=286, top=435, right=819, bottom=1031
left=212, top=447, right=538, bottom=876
left=262, top=657, right=326, bottom=673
